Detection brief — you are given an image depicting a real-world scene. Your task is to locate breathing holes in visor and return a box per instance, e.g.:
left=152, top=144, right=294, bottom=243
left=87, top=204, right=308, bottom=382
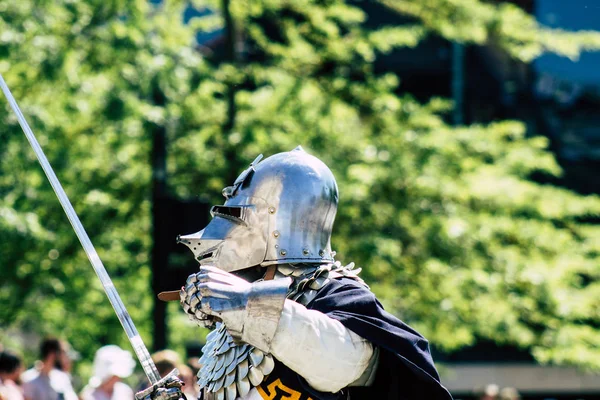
left=198, top=252, right=213, bottom=261
left=211, top=206, right=242, bottom=218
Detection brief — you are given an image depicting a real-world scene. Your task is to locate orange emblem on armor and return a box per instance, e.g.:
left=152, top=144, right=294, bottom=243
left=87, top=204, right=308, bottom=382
left=256, top=378, right=313, bottom=400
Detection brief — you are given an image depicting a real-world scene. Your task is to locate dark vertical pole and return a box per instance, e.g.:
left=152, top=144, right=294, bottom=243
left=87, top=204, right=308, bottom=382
left=222, top=0, right=240, bottom=184
left=452, top=42, right=465, bottom=125
left=151, top=81, right=168, bottom=351
left=223, top=0, right=237, bottom=132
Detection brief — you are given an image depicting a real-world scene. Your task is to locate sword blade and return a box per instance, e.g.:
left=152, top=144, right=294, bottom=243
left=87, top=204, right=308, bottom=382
left=0, top=74, right=161, bottom=384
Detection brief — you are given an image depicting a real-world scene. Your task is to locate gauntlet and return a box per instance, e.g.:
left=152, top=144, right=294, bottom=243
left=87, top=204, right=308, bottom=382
left=180, top=266, right=291, bottom=352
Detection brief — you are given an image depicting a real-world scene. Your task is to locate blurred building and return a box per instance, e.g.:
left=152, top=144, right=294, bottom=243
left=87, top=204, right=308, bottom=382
left=531, top=0, right=600, bottom=194
left=367, top=0, right=600, bottom=194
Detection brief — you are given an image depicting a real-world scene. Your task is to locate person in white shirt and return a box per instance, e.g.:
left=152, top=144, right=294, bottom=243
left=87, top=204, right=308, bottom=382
left=22, top=338, right=78, bottom=400
left=80, top=345, right=135, bottom=400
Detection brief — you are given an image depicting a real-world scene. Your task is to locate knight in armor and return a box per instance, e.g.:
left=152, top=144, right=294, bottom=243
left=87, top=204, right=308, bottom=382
left=150, top=146, right=453, bottom=400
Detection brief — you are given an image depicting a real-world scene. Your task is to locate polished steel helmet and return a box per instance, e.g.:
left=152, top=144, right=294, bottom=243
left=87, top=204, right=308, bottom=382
left=177, top=146, right=338, bottom=272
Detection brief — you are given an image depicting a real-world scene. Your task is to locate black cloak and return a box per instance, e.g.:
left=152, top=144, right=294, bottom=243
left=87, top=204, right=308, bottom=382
left=258, top=277, right=454, bottom=400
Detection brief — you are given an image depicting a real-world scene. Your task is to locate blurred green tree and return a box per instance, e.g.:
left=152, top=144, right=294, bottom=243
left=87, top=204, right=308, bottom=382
left=0, top=0, right=209, bottom=366
left=1, top=0, right=600, bottom=378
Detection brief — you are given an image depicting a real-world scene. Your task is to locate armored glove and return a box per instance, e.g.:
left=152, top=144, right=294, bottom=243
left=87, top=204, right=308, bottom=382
left=181, top=266, right=291, bottom=352
left=135, top=369, right=186, bottom=400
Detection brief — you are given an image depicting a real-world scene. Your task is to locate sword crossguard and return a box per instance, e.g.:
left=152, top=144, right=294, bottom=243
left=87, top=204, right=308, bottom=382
left=135, top=369, right=186, bottom=400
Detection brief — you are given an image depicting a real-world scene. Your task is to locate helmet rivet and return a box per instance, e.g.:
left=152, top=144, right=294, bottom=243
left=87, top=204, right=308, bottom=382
left=303, top=248, right=310, bottom=256
left=268, top=206, right=276, bottom=214
left=273, top=230, right=280, bottom=238
left=319, top=250, right=324, bottom=256
left=280, top=249, right=287, bottom=256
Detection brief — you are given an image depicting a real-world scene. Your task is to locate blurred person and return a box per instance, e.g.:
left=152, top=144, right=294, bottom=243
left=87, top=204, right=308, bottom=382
left=22, top=338, right=78, bottom=400
left=176, top=364, right=196, bottom=400
left=150, top=351, right=196, bottom=399
left=135, top=350, right=180, bottom=392
left=476, top=384, right=499, bottom=400
left=185, top=357, right=200, bottom=377
left=185, top=358, right=201, bottom=398
left=80, top=345, right=135, bottom=400
left=0, top=350, right=24, bottom=400
left=151, top=350, right=181, bottom=376
left=499, top=387, right=520, bottom=400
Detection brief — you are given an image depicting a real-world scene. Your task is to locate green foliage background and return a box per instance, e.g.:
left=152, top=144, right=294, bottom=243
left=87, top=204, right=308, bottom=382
left=2, top=0, right=600, bottom=384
